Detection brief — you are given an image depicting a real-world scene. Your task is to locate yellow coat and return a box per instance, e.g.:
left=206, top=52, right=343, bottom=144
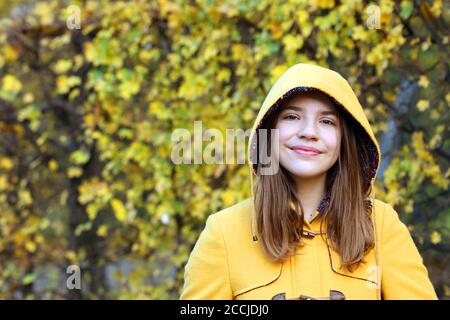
left=180, top=63, right=437, bottom=300
left=180, top=198, right=437, bottom=300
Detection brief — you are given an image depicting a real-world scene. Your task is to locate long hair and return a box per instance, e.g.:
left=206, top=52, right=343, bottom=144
left=253, top=92, right=374, bottom=272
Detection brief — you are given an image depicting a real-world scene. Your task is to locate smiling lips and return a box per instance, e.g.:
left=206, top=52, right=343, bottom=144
left=290, top=146, right=322, bottom=156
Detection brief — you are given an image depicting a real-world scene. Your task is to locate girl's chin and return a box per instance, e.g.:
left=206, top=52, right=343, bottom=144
left=283, top=168, right=327, bottom=178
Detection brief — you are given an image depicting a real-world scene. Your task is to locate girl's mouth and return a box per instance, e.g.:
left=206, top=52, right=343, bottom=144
left=290, top=146, right=322, bottom=156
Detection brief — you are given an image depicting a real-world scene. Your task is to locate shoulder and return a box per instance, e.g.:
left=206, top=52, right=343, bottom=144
left=372, top=198, right=409, bottom=241
left=186, top=199, right=254, bottom=265
left=200, top=197, right=255, bottom=249
left=214, top=197, right=253, bottom=219
left=372, top=198, right=402, bottom=227
left=372, top=199, right=414, bottom=247
left=210, top=197, right=253, bottom=226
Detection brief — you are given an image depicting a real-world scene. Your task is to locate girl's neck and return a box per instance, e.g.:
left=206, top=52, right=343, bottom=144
left=294, top=174, right=327, bottom=219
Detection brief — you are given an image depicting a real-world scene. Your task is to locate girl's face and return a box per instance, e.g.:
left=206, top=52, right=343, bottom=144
left=274, top=93, right=342, bottom=180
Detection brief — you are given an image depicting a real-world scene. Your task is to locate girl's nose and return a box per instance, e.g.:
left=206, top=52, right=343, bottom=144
left=296, top=120, right=318, bottom=140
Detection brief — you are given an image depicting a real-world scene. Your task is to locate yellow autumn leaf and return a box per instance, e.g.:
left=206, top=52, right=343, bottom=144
left=417, top=100, right=429, bottom=111
left=25, top=240, right=37, bottom=253
left=84, top=42, right=96, bottom=62
left=74, top=54, right=84, bottom=69
left=66, top=250, right=77, bottom=263
left=23, top=92, right=34, bottom=103
left=2, top=74, right=22, bottom=94
left=296, top=10, right=308, bottom=25
left=242, top=108, right=255, bottom=122
left=19, top=190, right=32, bottom=206
left=422, top=40, right=431, bottom=51
left=2, top=45, right=18, bottom=62
left=97, top=225, right=108, bottom=237
left=430, top=0, right=443, bottom=17
left=282, top=34, right=304, bottom=52
left=111, top=198, right=127, bottom=222
left=222, top=190, right=235, bottom=206
left=0, top=175, right=8, bottom=191
left=352, top=26, right=368, bottom=41
left=119, top=80, right=140, bottom=100
left=33, top=2, right=55, bottom=25
left=418, top=76, right=429, bottom=88
left=404, top=199, right=414, bottom=214
left=430, top=109, right=440, bottom=120
left=87, top=204, right=98, bottom=221
left=316, top=0, right=335, bottom=9
left=35, top=234, right=44, bottom=244
left=216, top=68, right=231, bottom=83
left=271, top=64, right=288, bottom=83
left=430, top=231, right=441, bottom=244
left=48, top=159, right=59, bottom=171
left=53, top=59, right=73, bottom=74
left=0, top=157, right=14, bottom=171
left=57, top=75, right=81, bottom=94
left=67, top=166, right=83, bottom=178
left=84, top=113, right=96, bottom=127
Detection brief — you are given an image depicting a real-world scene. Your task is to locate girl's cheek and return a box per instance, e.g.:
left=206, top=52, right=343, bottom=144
left=277, top=125, right=296, bottom=141
left=322, top=130, right=341, bottom=151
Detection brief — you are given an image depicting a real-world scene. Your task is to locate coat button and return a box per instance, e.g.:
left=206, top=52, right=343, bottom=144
left=302, top=230, right=316, bottom=238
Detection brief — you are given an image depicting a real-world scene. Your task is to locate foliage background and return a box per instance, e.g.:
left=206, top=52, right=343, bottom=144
left=0, top=0, right=448, bottom=299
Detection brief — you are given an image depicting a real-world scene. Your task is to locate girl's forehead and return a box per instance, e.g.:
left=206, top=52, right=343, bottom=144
left=281, top=95, right=338, bottom=114
left=283, top=92, right=337, bottom=110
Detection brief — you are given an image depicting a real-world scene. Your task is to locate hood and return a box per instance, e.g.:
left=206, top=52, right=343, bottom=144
left=247, top=63, right=381, bottom=241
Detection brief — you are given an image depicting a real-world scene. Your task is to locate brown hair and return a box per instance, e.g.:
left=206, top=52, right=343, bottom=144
left=253, top=90, right=374, bottom=272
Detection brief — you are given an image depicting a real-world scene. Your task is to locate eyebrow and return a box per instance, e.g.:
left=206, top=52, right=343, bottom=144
left=283, top=105, right=338, bottom=116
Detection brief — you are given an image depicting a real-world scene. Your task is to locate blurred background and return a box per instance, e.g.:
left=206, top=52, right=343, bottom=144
left=0, top=0, right=448, bottom=299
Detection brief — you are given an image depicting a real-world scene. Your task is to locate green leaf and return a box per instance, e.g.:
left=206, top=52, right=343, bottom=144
left=400, top=1, right=414, bottom=20
left=23, top=273, right=37, bottom=285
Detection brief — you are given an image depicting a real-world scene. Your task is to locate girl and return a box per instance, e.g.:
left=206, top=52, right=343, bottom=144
left=180, top=63, right=437, bottom=300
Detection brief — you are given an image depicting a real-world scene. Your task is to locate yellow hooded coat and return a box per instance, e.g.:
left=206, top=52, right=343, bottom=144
left=180, top=63, right=437, bottom=300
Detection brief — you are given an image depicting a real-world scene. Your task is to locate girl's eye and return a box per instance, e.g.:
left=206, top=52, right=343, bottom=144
left=322, top=119, right=335, bottom=125
left=281, top=114, right=335, bottom=125
left=284, top=114, right=299, bottom=120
